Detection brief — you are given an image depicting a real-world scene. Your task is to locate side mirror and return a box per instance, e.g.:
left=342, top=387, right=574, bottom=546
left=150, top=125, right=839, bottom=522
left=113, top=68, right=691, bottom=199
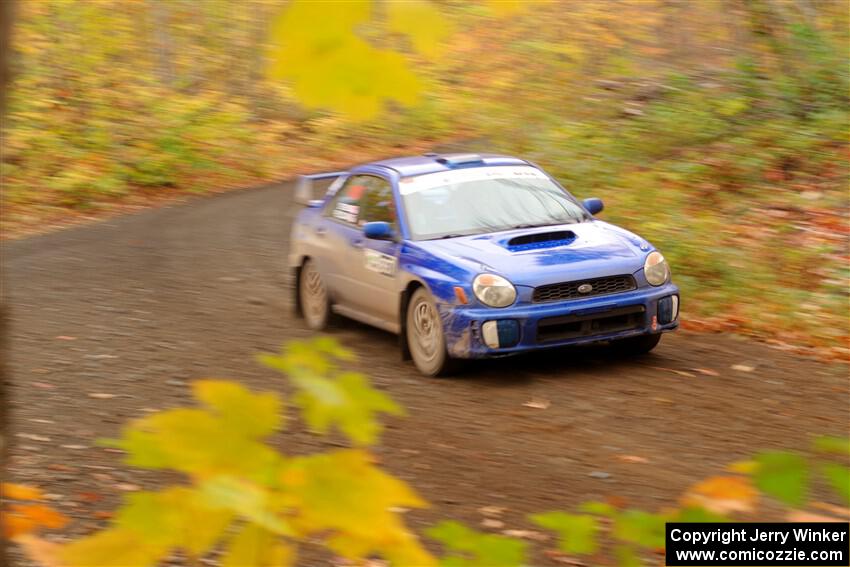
left=306, top=199, right=324, bottom=209
left=363, top=221, right=394, bottom=240
left=294, top=171, right=347, bottom=205
left=294, top=175, right=313, bottom=206
left=583, top=197, right=604, bottom=215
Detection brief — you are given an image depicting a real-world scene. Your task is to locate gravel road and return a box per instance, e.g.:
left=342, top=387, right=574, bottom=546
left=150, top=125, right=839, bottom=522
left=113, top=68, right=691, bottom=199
left=5, top=180, right=848, bottom=563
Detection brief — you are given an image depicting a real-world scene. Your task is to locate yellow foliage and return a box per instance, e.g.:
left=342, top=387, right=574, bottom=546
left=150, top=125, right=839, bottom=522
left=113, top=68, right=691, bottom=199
left=268, top=0, right=425, bottom=120
left=61, top=529, right=168, bottom=567
left=387, top=0, right=454, bottom=57
left=192, top=379, right=282, bottom=438
left=485, top=0, right=528, bottom=17
left=38, top=341, right=432, bottom=567
left=222, top=523, right=296, bottom=567
left=280, top=449, right=435, bottom=565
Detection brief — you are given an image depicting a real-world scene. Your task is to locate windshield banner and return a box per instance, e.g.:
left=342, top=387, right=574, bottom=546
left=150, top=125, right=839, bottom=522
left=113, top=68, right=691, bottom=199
left=398, top=166, right=548, bottom=195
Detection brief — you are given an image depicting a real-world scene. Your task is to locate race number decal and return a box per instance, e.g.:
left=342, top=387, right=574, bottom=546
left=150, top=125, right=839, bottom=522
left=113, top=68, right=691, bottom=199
left=364, top=249, right=397, bottom=277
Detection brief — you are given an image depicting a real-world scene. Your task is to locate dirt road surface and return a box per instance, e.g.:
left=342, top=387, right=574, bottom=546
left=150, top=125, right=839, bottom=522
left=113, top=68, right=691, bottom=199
left=5, top=181, right=849, bottom=563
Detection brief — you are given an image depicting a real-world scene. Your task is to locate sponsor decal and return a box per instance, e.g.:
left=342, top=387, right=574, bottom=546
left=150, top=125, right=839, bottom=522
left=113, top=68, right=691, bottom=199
left=333, top=202, right=359, bottom=224
left=364, top=249, right=397, bottom=277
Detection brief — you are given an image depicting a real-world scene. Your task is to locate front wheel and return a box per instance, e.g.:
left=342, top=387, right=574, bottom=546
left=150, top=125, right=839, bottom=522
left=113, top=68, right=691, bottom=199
left=610, top=333, right=661, bottom=356
left=406, top=288, right=457, bottom=377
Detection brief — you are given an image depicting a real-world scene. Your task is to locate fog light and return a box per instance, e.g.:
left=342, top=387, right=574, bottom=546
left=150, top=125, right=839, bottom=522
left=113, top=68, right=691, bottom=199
left=658, top=295, right=679, bottom=325
left=481, top=320, right=520, bottom=349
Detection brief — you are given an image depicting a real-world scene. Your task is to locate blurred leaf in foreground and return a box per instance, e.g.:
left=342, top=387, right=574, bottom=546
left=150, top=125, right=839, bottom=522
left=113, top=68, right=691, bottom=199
left=387, top=0, right=453, bottom=58
left=752, top=450, right=809, bottom=507
left=268, top=0, right=428, bottom=120
left=281, top=449, right=433, bottom=565
left=813, top=436, right=850, bottom=457
left=222, top=523, right=295, bottom=567
left=427, top=520, right=527, bottom=566
left=821, top=463, right=850, bottom=506
left=259, top=338, right=404, bottom=446
left=530, top=511, right=598, bottom=555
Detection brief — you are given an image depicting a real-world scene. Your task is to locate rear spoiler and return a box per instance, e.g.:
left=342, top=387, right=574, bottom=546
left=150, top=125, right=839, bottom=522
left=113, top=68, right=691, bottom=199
left=294, top=171, right=347, bottom=205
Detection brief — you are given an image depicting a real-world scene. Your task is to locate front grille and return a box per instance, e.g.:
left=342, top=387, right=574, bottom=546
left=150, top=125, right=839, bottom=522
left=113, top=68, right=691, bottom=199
left=533, top=275, right=636, bottom=303
left=536, top=305, right=645, bottom=343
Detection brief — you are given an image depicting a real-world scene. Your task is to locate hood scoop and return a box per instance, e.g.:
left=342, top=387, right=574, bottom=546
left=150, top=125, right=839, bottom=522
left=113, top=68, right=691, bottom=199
left=506, top=230, right=576, bottom=251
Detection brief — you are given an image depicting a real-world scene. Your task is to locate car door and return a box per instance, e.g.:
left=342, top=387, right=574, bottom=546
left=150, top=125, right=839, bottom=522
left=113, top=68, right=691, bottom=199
left=318, top=175, right=370, bottom=307
left=345, top=175, right=401, bottom=324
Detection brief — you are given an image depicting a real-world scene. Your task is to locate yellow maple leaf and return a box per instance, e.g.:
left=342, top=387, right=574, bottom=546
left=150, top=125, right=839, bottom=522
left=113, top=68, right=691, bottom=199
left=222, top=523, right=295, bottom=567
left=280, top=449, right=435, bottom=565
left=387, top=0, right=453, bottom=58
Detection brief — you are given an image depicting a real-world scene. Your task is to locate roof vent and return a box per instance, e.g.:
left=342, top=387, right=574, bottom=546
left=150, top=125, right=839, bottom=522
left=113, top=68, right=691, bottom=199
left=433, top=153, right=484, bottom=167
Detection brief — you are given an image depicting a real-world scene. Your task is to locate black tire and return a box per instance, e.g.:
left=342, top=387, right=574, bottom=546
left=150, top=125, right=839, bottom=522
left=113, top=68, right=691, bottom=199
left=406, top=288, right=458, bottom=377
left=610, top=333, right=662, bottom=356
left=298, top=259, right=330, bottom=331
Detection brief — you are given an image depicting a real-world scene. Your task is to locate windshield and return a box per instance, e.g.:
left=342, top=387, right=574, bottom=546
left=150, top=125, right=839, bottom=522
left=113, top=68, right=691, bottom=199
left=399, top=165, right=588, bottom=240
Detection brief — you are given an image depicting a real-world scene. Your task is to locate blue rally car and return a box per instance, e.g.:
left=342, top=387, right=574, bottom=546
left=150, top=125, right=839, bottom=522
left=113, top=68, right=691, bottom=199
left=290, top=153, right=679, bottom=376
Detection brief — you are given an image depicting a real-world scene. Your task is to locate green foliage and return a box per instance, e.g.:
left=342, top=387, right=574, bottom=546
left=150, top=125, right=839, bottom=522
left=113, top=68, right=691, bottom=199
left=820, top=464, right=850, bottom=506
left=752, top=450, right=809, bottom=507
left=813, top=435, right=850, bottom=457
left=531, top=511, right=598, bottom=554
left=427, top=521, right=528, bottom=567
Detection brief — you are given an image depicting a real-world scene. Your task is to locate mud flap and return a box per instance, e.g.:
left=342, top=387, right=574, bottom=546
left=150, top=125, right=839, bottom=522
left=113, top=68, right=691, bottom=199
left=398, top=288, right=412, bottom=360
left=293, top=266, right=303, bottom=318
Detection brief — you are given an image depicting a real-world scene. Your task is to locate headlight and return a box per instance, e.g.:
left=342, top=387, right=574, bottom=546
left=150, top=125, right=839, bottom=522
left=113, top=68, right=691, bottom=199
left=472, top=274, right=516, bottom=307
left=644, top=251, right=670, bottom=286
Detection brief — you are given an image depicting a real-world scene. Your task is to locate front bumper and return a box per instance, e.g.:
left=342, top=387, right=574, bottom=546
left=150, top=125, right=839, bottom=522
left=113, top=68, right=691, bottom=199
left=440, top=283, right=680, bottom=359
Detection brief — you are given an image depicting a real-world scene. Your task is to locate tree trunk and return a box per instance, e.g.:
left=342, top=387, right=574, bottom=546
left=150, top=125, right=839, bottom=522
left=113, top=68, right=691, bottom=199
left=0, top=0, right=14, bottom=562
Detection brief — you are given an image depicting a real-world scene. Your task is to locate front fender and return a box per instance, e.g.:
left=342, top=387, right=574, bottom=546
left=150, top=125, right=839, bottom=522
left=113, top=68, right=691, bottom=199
left=397, top=244, right=476, bottom=305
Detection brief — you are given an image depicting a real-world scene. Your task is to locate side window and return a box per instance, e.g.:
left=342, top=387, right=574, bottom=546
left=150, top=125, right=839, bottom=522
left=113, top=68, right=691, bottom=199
left=325, top=175, right=369, bottom=225
left=359, top=177, right=396, bottom=226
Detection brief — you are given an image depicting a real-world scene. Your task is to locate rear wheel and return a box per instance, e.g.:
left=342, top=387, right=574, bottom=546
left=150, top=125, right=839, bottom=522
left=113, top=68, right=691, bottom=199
left=610, top=333, right=661, bottom=356
left=406, top=288, right=457, bottom=377
left=299, top=259, right=330, bottom=331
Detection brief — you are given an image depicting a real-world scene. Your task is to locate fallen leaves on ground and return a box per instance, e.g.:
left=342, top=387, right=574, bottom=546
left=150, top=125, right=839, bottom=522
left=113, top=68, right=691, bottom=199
left=786, top=510, right=846, bottom=523
left=693, top=368, right=720, bottom=376
left=618, top=455, right=649, bottom=464
left=478, top=506, right=507, bottom=517
left=681, top=476, right=757, bottom=515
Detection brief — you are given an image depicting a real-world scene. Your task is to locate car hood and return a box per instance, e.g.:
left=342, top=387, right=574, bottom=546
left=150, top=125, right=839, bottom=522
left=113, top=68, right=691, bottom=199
left=413, top=221, right=650, bottom=288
